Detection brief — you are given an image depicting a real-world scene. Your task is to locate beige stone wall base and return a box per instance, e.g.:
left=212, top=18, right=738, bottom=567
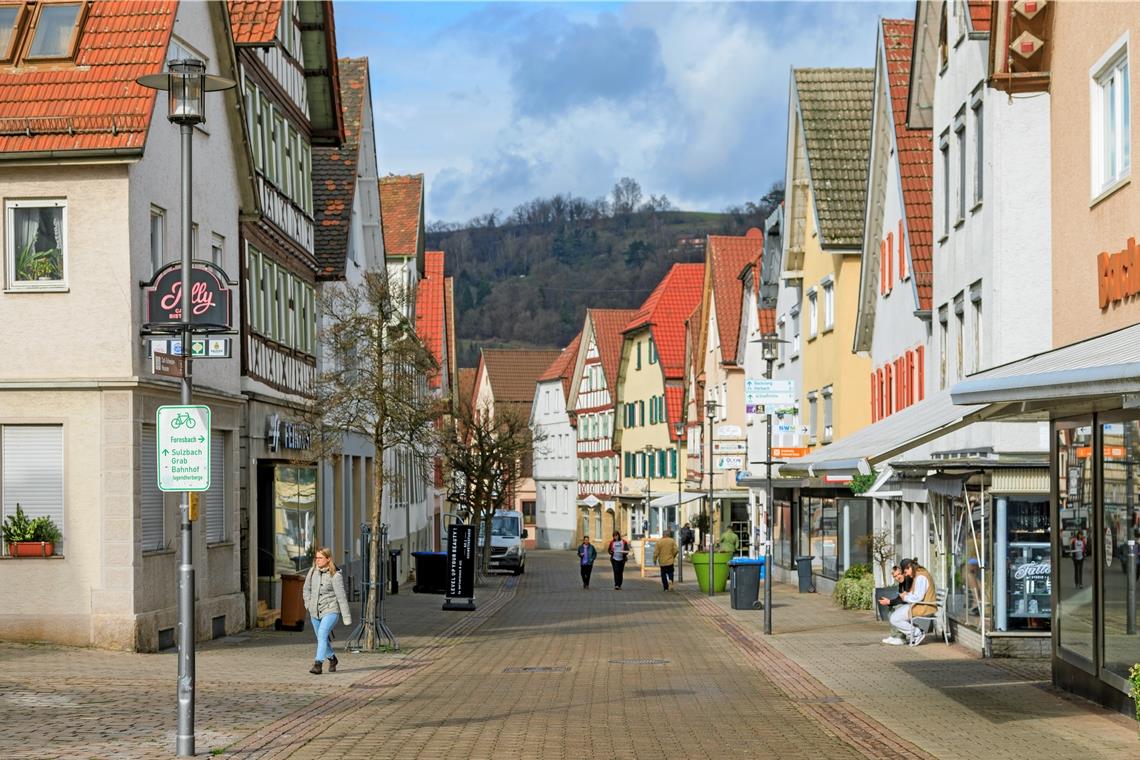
left=134, top=591, right=248, bottom=652
left=0, top=615, right=94, bottom=648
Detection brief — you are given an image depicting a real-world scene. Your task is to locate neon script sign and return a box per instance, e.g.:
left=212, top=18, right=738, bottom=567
left=144, top=263, right=232, bottom=328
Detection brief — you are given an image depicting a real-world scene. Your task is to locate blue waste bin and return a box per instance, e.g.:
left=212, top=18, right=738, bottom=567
left=411, top=551, right=448, bottom=594
left=728, top=557, right=765, bottom=610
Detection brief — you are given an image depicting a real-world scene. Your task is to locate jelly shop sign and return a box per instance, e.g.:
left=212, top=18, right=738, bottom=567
left=143, top=262, right=233, bottom=328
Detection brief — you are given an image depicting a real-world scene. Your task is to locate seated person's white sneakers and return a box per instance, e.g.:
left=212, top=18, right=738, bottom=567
left=882, top=636, right=905, bottom=645
left=909, top=629, right=926, bottom=647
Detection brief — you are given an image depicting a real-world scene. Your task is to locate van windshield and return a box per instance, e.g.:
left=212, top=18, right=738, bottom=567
left=491, top=514, right=520, bottom=538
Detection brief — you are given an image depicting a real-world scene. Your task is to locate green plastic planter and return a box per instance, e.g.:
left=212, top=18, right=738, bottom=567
left=691, top=551, right=732, bottom=593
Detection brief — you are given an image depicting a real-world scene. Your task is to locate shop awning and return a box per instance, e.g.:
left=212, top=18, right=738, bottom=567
left=648, top=491, right=705, bottom=508
left=950, top=322, right=1140, bottom=413
left=777, top=389, right=988, bottom=478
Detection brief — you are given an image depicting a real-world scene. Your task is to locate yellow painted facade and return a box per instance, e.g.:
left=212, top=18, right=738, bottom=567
left=615, top=328, right=682, bottom=500
left=797, top=192, right=871, bottom=450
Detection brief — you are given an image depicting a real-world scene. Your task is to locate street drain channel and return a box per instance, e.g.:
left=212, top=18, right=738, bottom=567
left=503, top=666, right=570, bottom=673
left=608, top=658, right=670, bottom=665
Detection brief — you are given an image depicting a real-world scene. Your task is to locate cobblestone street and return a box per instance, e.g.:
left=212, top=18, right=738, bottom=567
left=1, top=552, right=1137, bottom=759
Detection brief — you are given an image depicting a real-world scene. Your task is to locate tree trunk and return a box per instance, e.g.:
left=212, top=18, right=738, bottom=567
left=366, top=425, right=383, bottom=650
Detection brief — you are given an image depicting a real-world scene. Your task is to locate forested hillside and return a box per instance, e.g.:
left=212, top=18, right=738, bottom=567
left=428, top=180, right=782, bottom=367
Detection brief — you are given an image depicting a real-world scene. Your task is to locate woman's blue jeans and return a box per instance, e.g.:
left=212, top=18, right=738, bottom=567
left=311, top=612, right=339, bottom=661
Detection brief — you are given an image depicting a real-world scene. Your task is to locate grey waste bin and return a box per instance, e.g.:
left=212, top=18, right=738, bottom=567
left=795, top=556, right=816, bottom=593
left=729, top=558, right=765, bottom=610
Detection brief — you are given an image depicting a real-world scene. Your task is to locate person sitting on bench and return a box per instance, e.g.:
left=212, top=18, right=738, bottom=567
left=877, top=565, right=912, bottom=645
left=890, top=558, right=937, bottom=647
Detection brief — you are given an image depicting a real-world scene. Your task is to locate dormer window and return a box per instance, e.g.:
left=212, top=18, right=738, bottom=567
left=0, top=3, right=26, bottom=63
left=1, top=1, right=86, bottom=65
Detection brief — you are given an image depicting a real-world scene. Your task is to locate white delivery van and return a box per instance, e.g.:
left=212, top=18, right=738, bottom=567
left=482, top=510, right=527, bottom=575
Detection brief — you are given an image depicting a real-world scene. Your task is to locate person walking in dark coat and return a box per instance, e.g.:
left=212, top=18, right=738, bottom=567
left=577, top=536, right=597, bottom=589
left=607, top=531, right=630, bottom=590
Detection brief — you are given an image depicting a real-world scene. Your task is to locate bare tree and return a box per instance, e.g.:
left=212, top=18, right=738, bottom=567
left=439, top=398, right=543, bottom=575
left=308, top=271, right=446, bottom=649
left=611, top=177, right=643, bottom=215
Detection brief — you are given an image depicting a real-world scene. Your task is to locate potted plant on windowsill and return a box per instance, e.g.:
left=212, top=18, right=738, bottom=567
left=3, top=504, right=62, bottom=557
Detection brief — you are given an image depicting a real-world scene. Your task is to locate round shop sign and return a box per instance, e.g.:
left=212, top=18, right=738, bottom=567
left=1105, top=526, right=1113, bottom=567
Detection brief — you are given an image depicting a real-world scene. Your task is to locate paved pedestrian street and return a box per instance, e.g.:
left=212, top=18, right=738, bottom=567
left=1, top=552, right=1136, bottom=759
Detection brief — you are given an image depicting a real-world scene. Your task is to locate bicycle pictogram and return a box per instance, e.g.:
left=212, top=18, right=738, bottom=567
left=171, top=411, right=197, bottom=429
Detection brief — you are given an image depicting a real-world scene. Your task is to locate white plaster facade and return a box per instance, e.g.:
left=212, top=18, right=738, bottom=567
left=0, top=2, right=251, bottom=650
left=531, top=377, right=577, bottom=549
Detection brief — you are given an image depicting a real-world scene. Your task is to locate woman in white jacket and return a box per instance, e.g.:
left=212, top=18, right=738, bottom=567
left=302, top=547, right=352, bottom=674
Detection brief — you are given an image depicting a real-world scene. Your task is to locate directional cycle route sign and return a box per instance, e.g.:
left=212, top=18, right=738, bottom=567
left=157, top=405, right=211, bottom=492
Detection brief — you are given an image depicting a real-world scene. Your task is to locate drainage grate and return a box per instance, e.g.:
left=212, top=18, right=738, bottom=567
left=503, top=666, right=570, bottom=673
left=798, top=695, right=845, bottom=704
left=608, top=658, right=670, bottom=665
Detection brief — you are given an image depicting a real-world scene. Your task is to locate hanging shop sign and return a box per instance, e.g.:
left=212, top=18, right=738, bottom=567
left=149, top=337, right=232, bottom=359
left=716, top=455, right=744, bottom=471
left=143, top=262, right=234, bottom=329
left=745, top=379, right=796, bottom=414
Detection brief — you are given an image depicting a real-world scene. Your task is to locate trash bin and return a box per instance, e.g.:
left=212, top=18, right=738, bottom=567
left=691, top=551, right=732, bottom=593
left=389, top=549, right=401, bottom=595
left=729, top=558, right=765, bottom=610
left=795, top=556, right=816, bottom=593
left=275, top=572, right=306, bottom=631
left=411, top=551, right=448, bottom=594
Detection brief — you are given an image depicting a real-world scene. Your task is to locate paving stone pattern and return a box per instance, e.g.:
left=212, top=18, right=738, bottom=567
left=1, top=554, right=1137, bottom=759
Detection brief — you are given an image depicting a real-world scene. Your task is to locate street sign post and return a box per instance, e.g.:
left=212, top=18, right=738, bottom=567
left=745, top=378, right=796, bottom=413
left=156, top=405, right=211, bottom=492
left=152, top=352, right=185, bottom=378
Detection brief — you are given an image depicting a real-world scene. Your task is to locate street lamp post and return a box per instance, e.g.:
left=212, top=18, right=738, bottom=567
left=137, top=59, right=234, bottom=758
left=674, top=422, right=685, bottom=583
left=748, top=332, right=788, bottom=636
left=705, top=398, right=718, bottom=597
left=642, top=444, right=654, bottom=537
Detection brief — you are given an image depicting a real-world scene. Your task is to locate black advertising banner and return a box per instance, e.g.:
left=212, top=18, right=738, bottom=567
left=446, top=524, right=476, bottom=604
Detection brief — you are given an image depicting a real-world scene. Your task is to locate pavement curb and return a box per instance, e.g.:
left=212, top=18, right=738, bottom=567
left=680, top=589, right=936, bottom=760
left=222, top=576, right=520, bottom=759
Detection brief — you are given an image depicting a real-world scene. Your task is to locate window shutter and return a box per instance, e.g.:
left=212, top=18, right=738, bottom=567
left=916, top=346, right=926, bottom=401
left=879, top=240, right=887, bottom=295
left=140, top=427, right=164, bottom=551
left=876, top=368, right=885, bottom=419
left=3, top=426, right=65, bottom=548
left=870, top=372, right=878, bottom=423
left=885, top=364, right=893, bottom=416
left=206, top=431, right=225, bottom=543
left=898, top=219, right=908, bottom=280
left=886, top=232, right=894, bottom=292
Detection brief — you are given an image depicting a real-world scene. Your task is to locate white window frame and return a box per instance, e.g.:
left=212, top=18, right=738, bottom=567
left=6, top=199, right=68, bottom=291
left=971, top=88, right=984, bottom=206
left=822, top=386, right=834, bottom=444
left=939, top=133, right=950, bottom=238
left=821, top=277, right=835, bottom=332
left=790, top=305, right=801, bottom=357
left=807, top=391, right=818, bottom=445
left=1090, top=33, right=1131, bottom=199
left=806, top=288, right=819, bottom=339
left=777, top=317, right=786, bottom=366
left=150, top=205, right=165, bottom=273
left=211, top=233, right=224, bottom=267
left=954, top=110, right=966, bottom=223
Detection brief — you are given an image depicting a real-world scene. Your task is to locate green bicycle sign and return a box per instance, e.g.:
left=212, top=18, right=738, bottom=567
left=156, top=405, right=211, bottom=492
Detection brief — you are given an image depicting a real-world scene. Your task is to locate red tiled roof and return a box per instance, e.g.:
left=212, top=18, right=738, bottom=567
left=967, top=1, right=992, bottom=33
left=538, top=332, right=582, bottom=399
left=313, top=57, right=369, bottom=280
left=685, top=302, right=704, bottom=416
left=624, top=263, right=705, bottom=380
left=0, top=1, right=176, bottom=156
left=588, top=308, right=638, bottom=395
left=379, top=174, right=423, bottom=258
left=882, top=19, right=934, bottom=311
left=444, top=276, right=456, bottom=395
left=482, top=349, right=562, bottom=404
left=415, top=251, right=446, bottom=389
left=665, top=386, right=685, bottom=442
left=758, top=307, right=777, bottom=336
left=229, top=1, right=280, bottom=45
left=707, top=230, right=763, bottom=364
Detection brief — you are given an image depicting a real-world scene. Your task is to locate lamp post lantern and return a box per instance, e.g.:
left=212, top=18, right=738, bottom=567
left=674, top=422, right=685, bottom=583
left=705, top=398, right=718, bottom=596
left=137, top=59, right=234, bottom=758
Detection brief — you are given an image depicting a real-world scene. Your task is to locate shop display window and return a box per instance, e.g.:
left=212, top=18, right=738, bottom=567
left=274, top=465, right=317, bottom=573
left=1056, top=419, right=1095, bottom=666
left=1100, top=415, right=1140, bottom=681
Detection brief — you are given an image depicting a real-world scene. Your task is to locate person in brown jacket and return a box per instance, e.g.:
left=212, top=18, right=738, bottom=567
left=889, top=558, right=937, bottom=647
left=656, top=529, right=679, bottom=591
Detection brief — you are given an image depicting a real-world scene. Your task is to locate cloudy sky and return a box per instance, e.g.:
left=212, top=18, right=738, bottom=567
left=335, top=1, right=908, bottom=224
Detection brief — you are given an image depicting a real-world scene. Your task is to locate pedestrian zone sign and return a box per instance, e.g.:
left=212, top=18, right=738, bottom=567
left=157, top=405, right=211, bottom=492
